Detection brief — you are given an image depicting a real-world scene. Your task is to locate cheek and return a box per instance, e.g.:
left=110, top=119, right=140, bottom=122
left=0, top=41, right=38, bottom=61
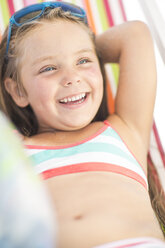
left=91, top=66, right=104, bottom=93
left=23, top=81, right=50, bottom=105
left=86, top=65, right=103, bottom=84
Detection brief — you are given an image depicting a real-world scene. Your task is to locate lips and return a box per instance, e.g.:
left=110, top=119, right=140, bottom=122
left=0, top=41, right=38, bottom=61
left=59, top=93, right=87, bottom=105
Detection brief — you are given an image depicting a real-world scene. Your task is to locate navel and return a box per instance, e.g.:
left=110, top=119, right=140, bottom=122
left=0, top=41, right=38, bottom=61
left=73, top=214, right=84, bottom=220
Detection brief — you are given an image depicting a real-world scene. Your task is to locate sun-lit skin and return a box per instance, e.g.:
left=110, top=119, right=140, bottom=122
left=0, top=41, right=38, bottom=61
left=3, top=15, right=164, bottom=246
left=18, top=20, right=103, bottom=133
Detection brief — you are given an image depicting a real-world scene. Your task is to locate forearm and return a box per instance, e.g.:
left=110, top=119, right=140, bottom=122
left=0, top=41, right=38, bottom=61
left=95, top=21, right=153, bottom=64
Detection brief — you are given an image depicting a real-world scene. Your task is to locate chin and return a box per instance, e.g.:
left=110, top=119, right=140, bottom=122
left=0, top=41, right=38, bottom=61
left=61, top=118, right=93, bottom=131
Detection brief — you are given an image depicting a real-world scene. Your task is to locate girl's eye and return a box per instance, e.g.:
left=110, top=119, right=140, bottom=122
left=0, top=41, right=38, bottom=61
left=40, top=66, right=57, bottom=73
left=78, top=58, right=90, bottom=65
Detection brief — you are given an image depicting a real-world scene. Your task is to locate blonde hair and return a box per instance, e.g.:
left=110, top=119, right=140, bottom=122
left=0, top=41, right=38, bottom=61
left=0, top=7, right=108, bottom=136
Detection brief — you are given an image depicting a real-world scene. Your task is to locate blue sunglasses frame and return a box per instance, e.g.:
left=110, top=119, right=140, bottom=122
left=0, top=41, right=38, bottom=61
left=6, top=1, right=87, bottom=55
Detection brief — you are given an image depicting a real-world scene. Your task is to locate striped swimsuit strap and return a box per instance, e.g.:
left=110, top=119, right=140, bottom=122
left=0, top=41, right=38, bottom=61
left=25, top=120, right=148, bottom=190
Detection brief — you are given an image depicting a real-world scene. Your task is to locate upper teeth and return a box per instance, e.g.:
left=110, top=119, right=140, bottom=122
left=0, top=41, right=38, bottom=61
left=59, top=93, right=86, bottom=103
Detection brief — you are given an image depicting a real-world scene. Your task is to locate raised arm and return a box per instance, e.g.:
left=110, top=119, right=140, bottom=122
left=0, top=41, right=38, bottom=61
left=96, top=21, right=157, bottom=150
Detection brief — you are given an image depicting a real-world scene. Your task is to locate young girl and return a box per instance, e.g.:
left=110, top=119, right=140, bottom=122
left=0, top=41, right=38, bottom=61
left=0, top=1, right=165, bottom=248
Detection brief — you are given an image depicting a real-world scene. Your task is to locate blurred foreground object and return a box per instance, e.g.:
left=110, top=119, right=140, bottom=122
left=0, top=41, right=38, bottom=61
left=0, top=112, right=56, bottom=248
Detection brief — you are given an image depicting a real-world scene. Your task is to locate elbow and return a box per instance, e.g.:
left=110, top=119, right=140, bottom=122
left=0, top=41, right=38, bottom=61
left=128, top=20, right=153, bottom=39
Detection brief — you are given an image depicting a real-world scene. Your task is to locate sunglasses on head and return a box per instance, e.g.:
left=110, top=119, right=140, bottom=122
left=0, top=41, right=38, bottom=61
left=6, top=1, right=87, bottom=55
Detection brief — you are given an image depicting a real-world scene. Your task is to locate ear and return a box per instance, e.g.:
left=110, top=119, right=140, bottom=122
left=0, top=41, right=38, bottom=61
left=4, top=78, right=29, bottom=107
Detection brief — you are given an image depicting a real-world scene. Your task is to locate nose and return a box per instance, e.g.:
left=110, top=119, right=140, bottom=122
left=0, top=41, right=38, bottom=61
left=61, top=69, right=81, bottom=87
left=64, top=79, right=80, bottom=87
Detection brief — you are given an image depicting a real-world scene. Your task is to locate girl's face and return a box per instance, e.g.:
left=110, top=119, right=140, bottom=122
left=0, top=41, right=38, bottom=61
left=19, top=20, right=103, bottom=132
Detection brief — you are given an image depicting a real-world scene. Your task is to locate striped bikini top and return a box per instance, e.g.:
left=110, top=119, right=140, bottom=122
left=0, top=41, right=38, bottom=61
left=25, top=120, right=148, bottom=190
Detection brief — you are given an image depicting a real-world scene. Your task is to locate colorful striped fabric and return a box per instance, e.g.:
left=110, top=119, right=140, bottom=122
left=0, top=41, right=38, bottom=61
left=25, top=122, right=148, bottom=190
left=0, top=0, right=164, bottom=191
left=93, top=237, right=165, bottom=248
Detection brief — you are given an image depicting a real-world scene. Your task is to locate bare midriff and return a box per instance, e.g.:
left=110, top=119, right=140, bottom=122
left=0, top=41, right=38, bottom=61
left=24, top=121, right=164, bottom=247
left=45, top=171, right=164, bottom=248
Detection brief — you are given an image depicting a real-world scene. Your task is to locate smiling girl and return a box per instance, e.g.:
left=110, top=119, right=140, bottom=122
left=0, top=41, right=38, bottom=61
left=0, top=2, right=165, bottom=248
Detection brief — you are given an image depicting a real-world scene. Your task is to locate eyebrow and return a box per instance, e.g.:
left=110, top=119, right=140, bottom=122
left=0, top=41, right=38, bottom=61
left=32, top=56, right=55, bottom=66
left=75, top=48, right=95, bottom=55
left=32, top=48, right=95, bottom=66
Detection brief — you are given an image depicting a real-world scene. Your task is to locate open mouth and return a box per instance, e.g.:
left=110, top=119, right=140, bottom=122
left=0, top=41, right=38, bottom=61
left=59, top=93, right=87, bottom=105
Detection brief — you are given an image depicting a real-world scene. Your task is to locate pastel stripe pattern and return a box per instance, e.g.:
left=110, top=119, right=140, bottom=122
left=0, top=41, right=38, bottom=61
left=25, top=123, right=148, bottom=190
left=0, top=0, right=164, bottom=192
left=93, top=237, right=165, bottom=248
